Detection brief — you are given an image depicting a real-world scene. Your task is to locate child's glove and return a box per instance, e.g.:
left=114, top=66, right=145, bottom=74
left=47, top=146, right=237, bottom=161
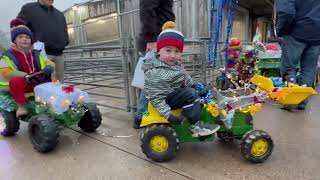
left=198, top=84, right=211, bottom=97
left=192, top=83, right=211, bottom=97
left=24, top=74, right=33, bottom=84
left=24, top=73, right=41, bottom=85
left=167, top=114, right=183, bottom=125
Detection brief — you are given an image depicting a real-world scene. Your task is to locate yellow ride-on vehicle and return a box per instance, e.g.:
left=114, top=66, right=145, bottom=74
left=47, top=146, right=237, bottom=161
left=251, top=75, right=318, bottom=106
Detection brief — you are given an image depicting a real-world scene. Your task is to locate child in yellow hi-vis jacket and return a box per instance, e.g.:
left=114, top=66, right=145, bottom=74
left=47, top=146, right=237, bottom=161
left=0, top=18, right=54, bottom=137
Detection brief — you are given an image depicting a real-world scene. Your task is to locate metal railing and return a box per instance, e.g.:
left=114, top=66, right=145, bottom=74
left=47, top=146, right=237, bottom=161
left=63, top=38, right=222, bottom=117
left=64, top=40, right=129, bottom=112
left=63, top=0, right=229, bottom=119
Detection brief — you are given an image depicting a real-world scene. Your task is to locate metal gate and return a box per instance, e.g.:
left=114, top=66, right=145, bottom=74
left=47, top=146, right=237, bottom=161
left=63, top=0, right=223, bottom=118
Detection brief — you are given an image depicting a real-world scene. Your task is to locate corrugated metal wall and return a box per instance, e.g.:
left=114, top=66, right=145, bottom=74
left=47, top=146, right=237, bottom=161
left=65, top=0, right=216, bottom=46
left=117, top=0, right=211, bottom=39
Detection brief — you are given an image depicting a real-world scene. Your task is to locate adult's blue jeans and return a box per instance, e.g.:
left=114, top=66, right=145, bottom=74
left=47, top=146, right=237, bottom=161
left=135, top=90, right=148, bottom=120
left=280, top=35, right=320, bottom=107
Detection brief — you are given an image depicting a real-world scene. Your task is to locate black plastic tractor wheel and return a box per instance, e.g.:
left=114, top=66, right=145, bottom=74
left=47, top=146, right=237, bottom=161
left=240, top=130, right=273, bottom=163
left=141, top=124, right=179, bottom=162
left=28, top=115, right=59, bottom=153
left=1, top=110, right=20, bottom=134
left=78, top=103, right=102, bottom=132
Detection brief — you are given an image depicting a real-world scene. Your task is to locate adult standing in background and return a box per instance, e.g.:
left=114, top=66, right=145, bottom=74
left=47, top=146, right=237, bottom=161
left=132, top=0, right=175, bottom=129
left=137, top=0, right=176, bottom=53
left=276, top=0, right=320, bottom=110
left=18, top=0, right=69, bottom=83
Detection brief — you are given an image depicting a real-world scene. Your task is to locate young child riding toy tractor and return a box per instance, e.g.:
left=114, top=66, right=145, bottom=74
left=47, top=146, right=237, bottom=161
left=139, top=22, right=274, bottom=163
left=0, top=18, right=102, bottom=153
left=143, top=21, right=220, bottom=138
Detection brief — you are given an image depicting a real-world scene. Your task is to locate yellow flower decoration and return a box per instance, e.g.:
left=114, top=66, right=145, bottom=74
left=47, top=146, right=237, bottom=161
left=248, top=104, right=262, bottom=116
left=221, top=109, right=227, bottom=118
left=237, top=106, right=249, bottom=113
left=207, top=104, right=219, bottom=117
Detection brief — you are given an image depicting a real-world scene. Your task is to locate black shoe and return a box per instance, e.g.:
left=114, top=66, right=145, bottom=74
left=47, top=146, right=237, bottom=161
left=133, top=117, right=142, bottom=129
left=297, top=105, right=306, bottom=110
left=281, top=105, right=294, bottom=111
left=1, top=128, right=15, bottom=137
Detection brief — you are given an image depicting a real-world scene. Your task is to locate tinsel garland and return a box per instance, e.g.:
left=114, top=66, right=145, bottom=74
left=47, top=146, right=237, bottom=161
left=224, top=0, right=238, bottom=63
left=0, top=94, right=18, bottom=112
left=35, top=102, right=87, bottom=126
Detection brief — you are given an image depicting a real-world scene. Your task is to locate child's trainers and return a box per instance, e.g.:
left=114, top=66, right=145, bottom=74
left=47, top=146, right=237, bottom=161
left=190, top=121, right=220, bottom=137
left=202, top=122, right=220, bottom=131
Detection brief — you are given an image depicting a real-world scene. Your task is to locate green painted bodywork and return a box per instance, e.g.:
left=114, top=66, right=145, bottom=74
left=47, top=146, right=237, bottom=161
left=0, top=93, right=85, bottom=127
left=172, top=106, right=253, bottom=143
left=218, top=112, right=253, bottom=138
left=257, top=58, right=281, bottom=69
left=257, top=58, right=281, bottom=77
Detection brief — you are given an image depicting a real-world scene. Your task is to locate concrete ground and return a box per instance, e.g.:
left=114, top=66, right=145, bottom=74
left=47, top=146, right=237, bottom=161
left=1, top=95, right=320, bottom=180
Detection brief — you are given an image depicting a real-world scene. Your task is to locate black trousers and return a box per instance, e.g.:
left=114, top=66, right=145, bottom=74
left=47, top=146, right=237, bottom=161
left=165, top=87, right=200, bottom=124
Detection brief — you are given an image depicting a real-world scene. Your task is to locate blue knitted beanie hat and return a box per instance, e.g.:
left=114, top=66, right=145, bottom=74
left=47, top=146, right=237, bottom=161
left=10, top=18, right=33, bottom=43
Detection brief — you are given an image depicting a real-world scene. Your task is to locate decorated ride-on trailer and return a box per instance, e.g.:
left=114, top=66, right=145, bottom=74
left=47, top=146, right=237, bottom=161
left=251, top=75, right=318, bottom=106
left=0, top=71, right=102, bottom=153
left=139, top=86, right=274, bottom=163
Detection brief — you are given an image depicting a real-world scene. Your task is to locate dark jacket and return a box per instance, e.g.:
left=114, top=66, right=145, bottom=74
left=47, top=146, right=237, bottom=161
left=138, top=0, right=175, bottom=52
left=18, top=2, right=69, bottom=56
left=276, top=0, right=320, bottom=44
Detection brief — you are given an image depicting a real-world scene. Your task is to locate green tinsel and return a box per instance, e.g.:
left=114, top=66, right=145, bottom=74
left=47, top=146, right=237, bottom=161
left=0, top=93, right=88, bottom=127
left=0, top=94, right=18, bottom=112
left=35, top=102, right=87, bottom=126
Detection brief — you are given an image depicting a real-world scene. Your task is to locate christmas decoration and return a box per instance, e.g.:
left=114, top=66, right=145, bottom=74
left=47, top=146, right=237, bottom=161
left=62, top=85, right=75, bottom=93
left=34, top=82, right=90, bottom=113
left=206, top=104, right=219, bottom=117
left=235, top=45, right=258, bottom=86
left=0, top=93, right=18, bottom=112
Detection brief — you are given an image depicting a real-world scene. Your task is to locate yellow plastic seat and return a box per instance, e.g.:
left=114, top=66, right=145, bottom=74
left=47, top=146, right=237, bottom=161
left=140, top=103, right=182, bottom=127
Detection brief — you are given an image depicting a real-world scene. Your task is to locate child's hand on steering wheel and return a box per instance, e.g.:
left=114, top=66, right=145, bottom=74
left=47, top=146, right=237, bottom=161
left=192, top=82, right=211, bottom=97
left=24, top=65, right=53, bottom=85
left=24, top=73, right=41, bottom=84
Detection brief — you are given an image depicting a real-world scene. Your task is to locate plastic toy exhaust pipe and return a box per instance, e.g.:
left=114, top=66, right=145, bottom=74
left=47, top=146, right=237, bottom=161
left=251, top=75, right=318, bottom=105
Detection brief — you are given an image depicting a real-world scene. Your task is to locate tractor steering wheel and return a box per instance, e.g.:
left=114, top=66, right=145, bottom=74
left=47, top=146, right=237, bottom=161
left=25, top=66, right=53, bottom=85
left=25, top=71, right=45, bottom=85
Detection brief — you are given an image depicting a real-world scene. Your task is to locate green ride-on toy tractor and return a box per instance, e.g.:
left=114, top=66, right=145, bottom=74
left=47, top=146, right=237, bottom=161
left=0, top=70, right=102, bottom=153
left=139, top=88, right=273, bottom=163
